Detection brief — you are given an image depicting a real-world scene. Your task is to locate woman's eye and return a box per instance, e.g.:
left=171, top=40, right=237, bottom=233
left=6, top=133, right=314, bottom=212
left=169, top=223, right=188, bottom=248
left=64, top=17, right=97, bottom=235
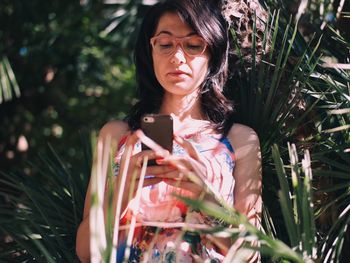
left=185, top=44, right=202, bottom=51
left=159, top=44, right=173, bottom=49
left=156, top=41, right=173, bottom=50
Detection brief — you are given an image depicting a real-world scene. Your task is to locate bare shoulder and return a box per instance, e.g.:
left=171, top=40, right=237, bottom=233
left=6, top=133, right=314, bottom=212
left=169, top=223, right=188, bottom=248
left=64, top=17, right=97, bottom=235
left=98, top=120, right=130, bottom=142
left=226, top=123, right=260, bottom=150
left=227, top=124, right=262, bottom=231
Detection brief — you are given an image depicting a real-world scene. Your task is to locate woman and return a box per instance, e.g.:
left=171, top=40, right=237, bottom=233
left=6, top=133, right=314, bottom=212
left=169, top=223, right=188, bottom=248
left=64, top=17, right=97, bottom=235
left=76, top=0, right=261, bottom=262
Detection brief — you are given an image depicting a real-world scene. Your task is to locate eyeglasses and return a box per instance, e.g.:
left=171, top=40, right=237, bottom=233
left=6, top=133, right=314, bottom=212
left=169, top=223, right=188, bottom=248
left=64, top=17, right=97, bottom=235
left=150, top=35, right=207, bottom=57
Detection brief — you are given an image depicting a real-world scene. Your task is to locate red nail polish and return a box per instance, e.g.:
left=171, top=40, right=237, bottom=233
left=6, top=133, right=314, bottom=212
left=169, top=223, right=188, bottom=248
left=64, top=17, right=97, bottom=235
left=156, top=158, right=164, bottom=165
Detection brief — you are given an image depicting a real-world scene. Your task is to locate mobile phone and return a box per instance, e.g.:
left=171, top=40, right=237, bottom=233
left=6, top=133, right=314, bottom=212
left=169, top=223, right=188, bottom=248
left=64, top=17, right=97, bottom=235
left=141, top=114, right=173, bottom=165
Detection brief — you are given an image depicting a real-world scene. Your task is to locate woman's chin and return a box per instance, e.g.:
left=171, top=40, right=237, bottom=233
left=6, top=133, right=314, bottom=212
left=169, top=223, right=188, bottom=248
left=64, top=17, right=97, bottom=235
left=162, top=85, right=199, bottom=97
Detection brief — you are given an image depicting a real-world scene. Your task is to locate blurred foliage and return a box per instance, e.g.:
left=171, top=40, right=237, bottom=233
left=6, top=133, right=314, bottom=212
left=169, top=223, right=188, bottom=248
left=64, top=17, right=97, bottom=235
left=0, top=0, right=139, bottom=174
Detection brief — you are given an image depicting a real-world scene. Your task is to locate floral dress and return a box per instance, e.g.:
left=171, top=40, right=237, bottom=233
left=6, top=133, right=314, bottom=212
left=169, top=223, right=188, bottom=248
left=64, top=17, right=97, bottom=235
left=113, top=132, right=235, bottom=263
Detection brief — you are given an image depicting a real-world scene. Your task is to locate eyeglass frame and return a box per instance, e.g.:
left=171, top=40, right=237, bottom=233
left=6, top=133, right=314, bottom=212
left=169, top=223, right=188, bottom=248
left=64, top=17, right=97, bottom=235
left=150, top=35, right=208, bottom=57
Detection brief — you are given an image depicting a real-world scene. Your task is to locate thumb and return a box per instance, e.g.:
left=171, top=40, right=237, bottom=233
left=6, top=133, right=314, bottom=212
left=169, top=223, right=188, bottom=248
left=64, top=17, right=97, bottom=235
left=174, top=135, right=200, bottom=160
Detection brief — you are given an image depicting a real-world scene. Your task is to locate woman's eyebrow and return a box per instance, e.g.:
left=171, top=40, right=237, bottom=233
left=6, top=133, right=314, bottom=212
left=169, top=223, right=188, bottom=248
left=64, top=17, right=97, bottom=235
left=155, top=30, right=197, bottom=37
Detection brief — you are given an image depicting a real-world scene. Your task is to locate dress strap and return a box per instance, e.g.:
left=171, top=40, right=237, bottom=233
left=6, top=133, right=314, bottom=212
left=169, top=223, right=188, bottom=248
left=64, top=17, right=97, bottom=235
left=219, top=136, right=234, bottom=153
left=117, top=134, right=129, bottom=151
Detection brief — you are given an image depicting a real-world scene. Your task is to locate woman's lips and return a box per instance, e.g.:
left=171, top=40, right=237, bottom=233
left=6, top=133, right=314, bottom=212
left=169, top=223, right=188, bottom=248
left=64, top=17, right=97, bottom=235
left=167, top=70, right=190, bottom=77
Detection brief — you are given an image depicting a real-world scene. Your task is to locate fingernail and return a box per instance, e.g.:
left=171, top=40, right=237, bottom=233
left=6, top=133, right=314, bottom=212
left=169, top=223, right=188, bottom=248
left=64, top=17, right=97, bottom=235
left=156, top=158, right=164, bottom=165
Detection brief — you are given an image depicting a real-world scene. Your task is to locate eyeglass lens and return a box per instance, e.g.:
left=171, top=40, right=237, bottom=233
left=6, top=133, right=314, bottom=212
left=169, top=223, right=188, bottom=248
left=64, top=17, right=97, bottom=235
left=152, top=36, right=206, bottom=56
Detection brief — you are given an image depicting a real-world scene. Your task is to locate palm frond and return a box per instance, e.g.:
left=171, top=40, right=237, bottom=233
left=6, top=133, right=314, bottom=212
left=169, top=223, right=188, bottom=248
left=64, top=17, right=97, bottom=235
left=271, top=143, right=317, bottom=261
left=312, top=148, right=350, bottom=262
left=0, top=138, right=91, bottom=261
left=0, top=56, right=20, bottom=104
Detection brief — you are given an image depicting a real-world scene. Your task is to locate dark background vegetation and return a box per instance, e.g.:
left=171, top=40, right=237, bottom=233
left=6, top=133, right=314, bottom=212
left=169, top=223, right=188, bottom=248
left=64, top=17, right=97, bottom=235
left=1, top=0, right=349, bottom=175
left=0, top=0, right=139, bottom=175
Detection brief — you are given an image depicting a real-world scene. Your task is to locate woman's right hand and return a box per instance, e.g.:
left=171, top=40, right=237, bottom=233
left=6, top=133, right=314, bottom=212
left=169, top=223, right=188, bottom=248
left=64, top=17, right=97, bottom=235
left=116, top=130, right=175, bottom=193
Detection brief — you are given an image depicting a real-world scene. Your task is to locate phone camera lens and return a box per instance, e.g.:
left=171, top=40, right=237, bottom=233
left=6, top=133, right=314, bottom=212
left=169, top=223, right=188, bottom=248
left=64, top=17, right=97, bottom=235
left=143, top=116, right=154, bottom=123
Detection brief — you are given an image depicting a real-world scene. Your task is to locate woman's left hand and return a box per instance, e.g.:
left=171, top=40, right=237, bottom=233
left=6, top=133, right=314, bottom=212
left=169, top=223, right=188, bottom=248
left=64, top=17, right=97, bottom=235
left=138, top=131, right=216, bottom=198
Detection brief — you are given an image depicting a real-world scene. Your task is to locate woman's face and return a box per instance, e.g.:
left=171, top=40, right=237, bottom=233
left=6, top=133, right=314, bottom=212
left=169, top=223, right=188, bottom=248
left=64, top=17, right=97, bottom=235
left=151, top=12, right=210, bottom=97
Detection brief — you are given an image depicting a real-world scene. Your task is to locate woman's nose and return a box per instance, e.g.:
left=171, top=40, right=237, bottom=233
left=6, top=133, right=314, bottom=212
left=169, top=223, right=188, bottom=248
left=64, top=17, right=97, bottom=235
left=170, top=46, right=186, bottom=64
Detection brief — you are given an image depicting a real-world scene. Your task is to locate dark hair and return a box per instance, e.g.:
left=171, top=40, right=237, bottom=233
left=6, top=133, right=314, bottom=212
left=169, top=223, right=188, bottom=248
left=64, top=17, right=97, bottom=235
left=127, top=0, right=233, bottom=134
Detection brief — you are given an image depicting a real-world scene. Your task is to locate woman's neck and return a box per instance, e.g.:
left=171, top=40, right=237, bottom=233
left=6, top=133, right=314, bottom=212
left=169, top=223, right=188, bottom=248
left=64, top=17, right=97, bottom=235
left=159, top=91, right=215, bottom=135
left=159, top=91, right=204, bottom=121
